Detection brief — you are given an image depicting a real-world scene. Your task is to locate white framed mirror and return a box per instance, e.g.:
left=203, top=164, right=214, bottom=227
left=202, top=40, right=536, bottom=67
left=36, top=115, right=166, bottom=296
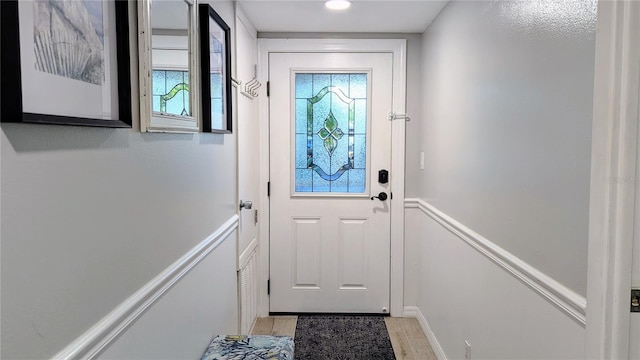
left=138, top=0, right=199, bottom=133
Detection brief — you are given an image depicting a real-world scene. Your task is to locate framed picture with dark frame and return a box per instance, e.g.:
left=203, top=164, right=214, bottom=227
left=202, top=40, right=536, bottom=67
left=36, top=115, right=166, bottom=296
left=0, top=0, right=132, bottom=128
left=199, top=4, right=232, bottom=133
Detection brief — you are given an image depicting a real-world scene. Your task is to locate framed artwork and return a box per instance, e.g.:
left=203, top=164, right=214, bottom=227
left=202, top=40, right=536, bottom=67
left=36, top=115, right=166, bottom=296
left=0, top=0, right=132, bottom=127
left=199, top=4, right=232, bottom=133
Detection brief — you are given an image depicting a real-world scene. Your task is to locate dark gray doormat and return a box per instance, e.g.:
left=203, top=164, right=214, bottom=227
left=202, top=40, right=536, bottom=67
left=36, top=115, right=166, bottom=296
left=294, top=315, right=396, bottom=360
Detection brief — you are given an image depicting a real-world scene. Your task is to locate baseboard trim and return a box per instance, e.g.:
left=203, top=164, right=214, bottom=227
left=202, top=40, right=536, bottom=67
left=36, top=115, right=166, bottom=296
left=52, top=215, right=240, bottom=360
left=403, top=306, right=447, bottom=360
left=402, top=306, right=418, bottom=318
left=404, top=198, right=587, bottom=326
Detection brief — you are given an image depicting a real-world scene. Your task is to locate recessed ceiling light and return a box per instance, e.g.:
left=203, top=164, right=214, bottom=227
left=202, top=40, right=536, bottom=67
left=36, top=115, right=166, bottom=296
left=325, top=0, right=351, bottom=10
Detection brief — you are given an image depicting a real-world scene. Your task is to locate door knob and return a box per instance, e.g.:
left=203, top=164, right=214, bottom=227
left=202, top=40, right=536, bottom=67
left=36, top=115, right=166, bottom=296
left=371, top=192, right=388, bottom=201
left=239, top=200, right=253, bottom=210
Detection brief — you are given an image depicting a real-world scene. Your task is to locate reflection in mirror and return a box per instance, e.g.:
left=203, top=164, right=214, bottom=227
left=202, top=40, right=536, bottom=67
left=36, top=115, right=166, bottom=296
left=138, top=0, right=198, bottom=132
left=199, top=4, right=231, bottom=133
left=151, top=0, right=190, bottom=117
left=209, top=17, right=225, bottom=130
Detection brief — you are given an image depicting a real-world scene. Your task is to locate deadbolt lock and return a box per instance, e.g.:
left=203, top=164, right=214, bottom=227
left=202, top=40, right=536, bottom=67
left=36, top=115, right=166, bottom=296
left=632, top=289, right=640, bottom=312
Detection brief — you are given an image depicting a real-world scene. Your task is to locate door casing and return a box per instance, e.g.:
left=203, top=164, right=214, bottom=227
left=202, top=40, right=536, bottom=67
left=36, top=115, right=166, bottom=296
left=256, top=38, right=407, bottom=317
left=585, top=1, right=639, bottom=357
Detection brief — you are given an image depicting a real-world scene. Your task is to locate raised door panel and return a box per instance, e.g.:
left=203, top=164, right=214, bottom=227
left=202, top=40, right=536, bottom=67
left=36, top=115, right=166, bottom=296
left=292, top=217, right=322, bottom=289
left=338, top=218, right=369, bottom=290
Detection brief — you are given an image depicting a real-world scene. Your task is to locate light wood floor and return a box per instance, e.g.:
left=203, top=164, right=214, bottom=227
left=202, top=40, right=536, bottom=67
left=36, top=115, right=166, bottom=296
left=252, top=316, right=298, bottom=337
left=251, top=316, right=437, bottom=360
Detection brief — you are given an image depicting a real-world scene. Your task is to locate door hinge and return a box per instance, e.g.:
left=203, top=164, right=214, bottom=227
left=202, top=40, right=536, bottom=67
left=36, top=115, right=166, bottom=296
left=267, top=182, right=271, bottom=197
left=254, top=209, right=259, bottom=225
left=267, top=279, right=271, bottom=295
left=266, top=81, right=270, bottom=97
left=632, top=289, right=640, bottom=312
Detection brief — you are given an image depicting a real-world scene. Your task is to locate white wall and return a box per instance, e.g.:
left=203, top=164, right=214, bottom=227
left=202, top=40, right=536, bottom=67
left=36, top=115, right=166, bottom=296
left=98, top=233, right=238, bottom=359
left=418, top=0, right=596, bottom=296
left=405, top=0, right=597, bottom=358
left=0, top=1, right=241, bottom=358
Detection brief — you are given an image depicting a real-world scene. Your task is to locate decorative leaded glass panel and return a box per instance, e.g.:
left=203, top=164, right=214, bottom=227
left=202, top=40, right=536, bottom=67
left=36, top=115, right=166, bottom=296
left=152, top=69, right=190, bottom=116
left=294, top=73, right=367, bottom=193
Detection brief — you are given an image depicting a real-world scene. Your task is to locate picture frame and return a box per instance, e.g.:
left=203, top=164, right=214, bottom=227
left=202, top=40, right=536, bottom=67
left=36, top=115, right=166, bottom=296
left=1, top=0, right=132, bottom=128
left=199, top=4, right=232, bottom=133
left=139, top=0, right=199, bottom=133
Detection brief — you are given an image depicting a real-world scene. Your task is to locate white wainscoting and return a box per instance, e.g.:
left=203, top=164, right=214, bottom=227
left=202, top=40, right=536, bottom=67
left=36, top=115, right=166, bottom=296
left=404, top=199, right=586, bottom=359
left=239, top=238, right=258, bottom=334
left=53, top=215, right=239, bottom=360
left=405, top=198, right=586, bottom=324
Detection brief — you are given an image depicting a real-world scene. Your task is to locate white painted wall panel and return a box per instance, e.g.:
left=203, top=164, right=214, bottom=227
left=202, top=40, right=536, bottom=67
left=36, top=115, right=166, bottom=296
left=420, top=0, right=596, bottom=295
left=239, top=246, right=258, bottom=334
left=403, top=209, right=421, bottom=306
left=408, top=207, right=585, bottom=359
left=99, top=233, right=238, bottom=359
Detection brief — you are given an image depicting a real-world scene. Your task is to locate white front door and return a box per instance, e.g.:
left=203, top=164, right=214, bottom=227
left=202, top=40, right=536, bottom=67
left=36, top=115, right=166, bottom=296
left=269, top=52, right=394, bottom=313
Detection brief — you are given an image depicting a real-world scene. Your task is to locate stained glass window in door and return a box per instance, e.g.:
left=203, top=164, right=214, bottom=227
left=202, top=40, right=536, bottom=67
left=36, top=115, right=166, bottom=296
left=152, top=69, right=190, bottom=116
left=294, top=73, right=367, bottom=193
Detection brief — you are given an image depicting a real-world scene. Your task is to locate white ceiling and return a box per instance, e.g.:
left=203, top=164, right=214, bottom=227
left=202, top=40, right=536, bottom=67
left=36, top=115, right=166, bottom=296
left=237, top=1, right=449, bottom=33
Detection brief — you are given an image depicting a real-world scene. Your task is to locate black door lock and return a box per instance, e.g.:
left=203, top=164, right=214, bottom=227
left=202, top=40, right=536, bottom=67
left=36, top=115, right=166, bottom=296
left=632, top=289, right=640, bottom=312
left=378, top=170, right=389, bottom=184
left=371, top=192, right=388, bottom=201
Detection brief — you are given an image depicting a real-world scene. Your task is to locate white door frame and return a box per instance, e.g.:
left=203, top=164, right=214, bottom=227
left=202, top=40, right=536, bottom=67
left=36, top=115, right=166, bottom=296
left=585, top=1, right=640, bottom=358
left=256, top=38, right=407, bottom=317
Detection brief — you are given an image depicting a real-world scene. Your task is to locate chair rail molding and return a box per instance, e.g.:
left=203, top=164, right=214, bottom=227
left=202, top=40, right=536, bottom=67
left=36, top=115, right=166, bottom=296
left=51, top=215, right=239, bottom=360
left=405, top=198, right=587, bottom=325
